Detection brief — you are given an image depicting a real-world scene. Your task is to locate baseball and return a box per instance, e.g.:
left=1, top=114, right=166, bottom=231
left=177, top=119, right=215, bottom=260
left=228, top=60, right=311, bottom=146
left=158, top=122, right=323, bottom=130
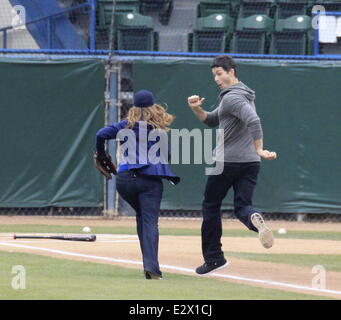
left=82, top=226, right=91, bottom=233
left=278, top=228, right=287, bottom=235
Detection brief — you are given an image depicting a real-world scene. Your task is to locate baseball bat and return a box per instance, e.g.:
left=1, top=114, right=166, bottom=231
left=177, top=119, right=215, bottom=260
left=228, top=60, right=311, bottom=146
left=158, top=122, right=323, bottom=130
left=13, top=234, right=96, bottom=242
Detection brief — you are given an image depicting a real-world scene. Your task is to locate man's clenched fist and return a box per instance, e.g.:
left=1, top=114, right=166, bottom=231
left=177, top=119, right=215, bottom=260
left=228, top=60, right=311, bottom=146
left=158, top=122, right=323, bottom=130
left=257, top=150, right=277, bottom=160
left=188, top=95, right=205, bottom=109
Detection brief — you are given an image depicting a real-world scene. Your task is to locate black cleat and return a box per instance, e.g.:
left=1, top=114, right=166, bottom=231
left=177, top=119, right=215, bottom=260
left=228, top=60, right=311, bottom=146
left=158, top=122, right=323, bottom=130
left=144, top=270, right=163, bottom=280
left=195, top=259, right=229, bottom=275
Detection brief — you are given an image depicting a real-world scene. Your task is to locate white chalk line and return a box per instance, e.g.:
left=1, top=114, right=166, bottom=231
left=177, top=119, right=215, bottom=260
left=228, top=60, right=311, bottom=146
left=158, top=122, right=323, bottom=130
left=0, top=241, right=341, bottom=297
left=0, top=241, right=143, bottom=266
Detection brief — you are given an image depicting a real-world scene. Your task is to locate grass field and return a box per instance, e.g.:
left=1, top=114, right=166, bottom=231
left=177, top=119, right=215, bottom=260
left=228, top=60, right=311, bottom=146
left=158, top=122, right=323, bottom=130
left=224, top=251, right=341, bottom=272
left=0, top=251, right=330, bottom=300
left=1, top=219, right=340, bottom=300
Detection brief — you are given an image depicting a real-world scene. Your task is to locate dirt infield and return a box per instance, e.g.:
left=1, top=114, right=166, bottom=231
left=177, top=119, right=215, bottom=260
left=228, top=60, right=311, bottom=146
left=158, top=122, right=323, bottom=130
left=1, top=216, right=341, bottom=299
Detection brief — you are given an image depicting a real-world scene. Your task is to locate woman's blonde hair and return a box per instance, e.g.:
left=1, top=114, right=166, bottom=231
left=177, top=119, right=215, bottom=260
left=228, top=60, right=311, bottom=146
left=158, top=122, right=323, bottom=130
left=126, top=104, right=175, bottom=131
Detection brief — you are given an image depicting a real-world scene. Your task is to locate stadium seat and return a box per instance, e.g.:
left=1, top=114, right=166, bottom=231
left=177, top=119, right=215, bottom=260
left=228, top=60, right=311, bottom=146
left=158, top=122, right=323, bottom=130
left=230, top=14, right=274, bottom=53
left=189, top=13, right=234, bottom=52
left=275, top=14, right=312, bottom=31
left=197, top=1, right=232, bottom=18
left=140, top=0, right=173, bottom=25
left=238, top=0, right=276, bottom=18
left=269, top=15, right=312, bottom=55
left=275, top=0, right=309, bottom=20
left=97, top=0, right=140, bottom=30
left=116, top=12, right=158, bottom=51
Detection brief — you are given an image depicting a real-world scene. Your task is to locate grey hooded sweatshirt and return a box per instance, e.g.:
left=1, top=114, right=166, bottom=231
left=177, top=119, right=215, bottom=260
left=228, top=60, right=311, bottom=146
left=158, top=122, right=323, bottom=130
left=204, top=81, right=263, bottom=163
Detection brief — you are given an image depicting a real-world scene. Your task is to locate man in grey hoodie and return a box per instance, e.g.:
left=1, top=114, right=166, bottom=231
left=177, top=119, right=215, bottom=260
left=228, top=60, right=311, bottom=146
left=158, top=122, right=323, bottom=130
left=188, top=55, right=277, bottom=275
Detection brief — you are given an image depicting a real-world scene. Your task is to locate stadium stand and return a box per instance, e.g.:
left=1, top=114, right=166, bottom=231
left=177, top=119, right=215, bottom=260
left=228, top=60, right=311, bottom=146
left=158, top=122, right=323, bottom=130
left=197, top=0, right=233, bottom=18
left=140, top=0, right=173, bottom=25
left=145, top=0, right=199, bottom=52
left=116, top=12, right=158, bottom=51
left=238, top=0, right=276, bottom=18
left=269, top=15, right=313, bottom=55
left=0, top=0, right=341, bottom=55
left=189, top=13, right=234, bottom=52
left=230, top=14, right=274, bottom=53
left=275, top=0, right=310, bottom=19
left=96, top=0, right=141, bottom=32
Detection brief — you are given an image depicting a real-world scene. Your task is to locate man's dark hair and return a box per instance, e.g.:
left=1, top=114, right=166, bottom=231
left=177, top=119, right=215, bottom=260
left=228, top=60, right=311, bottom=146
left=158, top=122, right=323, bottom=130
left=211, top=55, right=237, bottom=76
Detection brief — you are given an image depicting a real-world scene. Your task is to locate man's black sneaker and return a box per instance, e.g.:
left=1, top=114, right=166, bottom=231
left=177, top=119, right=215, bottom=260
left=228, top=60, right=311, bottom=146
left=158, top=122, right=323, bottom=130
left=195, top=259, right=229, bottom=275
left=144, top=270, right=163, bottom=280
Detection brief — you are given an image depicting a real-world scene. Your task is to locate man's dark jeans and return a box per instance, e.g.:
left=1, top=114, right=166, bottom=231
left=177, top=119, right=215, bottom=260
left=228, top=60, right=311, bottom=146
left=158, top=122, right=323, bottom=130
left=116, top=170, right=163, bottom=275
left=202, top=162, right=260, bottom=263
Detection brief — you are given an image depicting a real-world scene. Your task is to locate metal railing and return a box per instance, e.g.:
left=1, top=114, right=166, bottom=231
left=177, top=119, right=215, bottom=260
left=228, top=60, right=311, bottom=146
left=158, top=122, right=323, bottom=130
left=0, top=2, right=341, bottom=60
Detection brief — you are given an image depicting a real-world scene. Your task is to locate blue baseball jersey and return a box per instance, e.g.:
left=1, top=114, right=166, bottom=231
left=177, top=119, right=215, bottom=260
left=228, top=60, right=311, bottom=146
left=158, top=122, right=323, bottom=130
left=96, top=120, right=180, bottom=185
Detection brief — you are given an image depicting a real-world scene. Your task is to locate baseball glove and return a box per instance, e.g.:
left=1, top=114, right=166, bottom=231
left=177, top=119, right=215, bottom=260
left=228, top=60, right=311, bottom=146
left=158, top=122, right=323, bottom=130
left=93, top=152, right=117, bottom=179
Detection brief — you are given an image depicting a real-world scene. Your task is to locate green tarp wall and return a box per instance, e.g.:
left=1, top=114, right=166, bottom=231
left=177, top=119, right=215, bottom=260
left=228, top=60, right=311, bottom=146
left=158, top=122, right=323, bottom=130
left=133, top=60, right=341, bottom=213
left=1, top=58, right=340, bottom=213
left=0, top=59, right=105, bottom=207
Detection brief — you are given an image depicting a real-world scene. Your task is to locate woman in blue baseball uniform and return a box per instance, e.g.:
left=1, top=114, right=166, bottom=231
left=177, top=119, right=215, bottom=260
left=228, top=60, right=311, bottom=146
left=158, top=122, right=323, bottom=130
left=96, top=90, right=180, bottom=280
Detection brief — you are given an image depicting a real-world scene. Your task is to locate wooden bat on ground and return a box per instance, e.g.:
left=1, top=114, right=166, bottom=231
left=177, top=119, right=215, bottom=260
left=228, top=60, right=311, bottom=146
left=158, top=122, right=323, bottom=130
left=13, top=234, right=96, bottom=242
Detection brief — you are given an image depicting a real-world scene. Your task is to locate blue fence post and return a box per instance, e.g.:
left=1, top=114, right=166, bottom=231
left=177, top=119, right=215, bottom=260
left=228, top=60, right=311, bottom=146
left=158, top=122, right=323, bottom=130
left=47, top=17, right=52, bottom=49
left=314, top=28, right=319, bottom=56
left=2, top=31, right=7, bottom=49
left=89, top=0, right=97, bottom=51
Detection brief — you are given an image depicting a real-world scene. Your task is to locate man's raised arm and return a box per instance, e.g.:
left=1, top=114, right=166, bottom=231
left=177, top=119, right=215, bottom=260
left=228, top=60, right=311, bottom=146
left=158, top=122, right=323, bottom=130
left=187, top=95, right=219, bottom=127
